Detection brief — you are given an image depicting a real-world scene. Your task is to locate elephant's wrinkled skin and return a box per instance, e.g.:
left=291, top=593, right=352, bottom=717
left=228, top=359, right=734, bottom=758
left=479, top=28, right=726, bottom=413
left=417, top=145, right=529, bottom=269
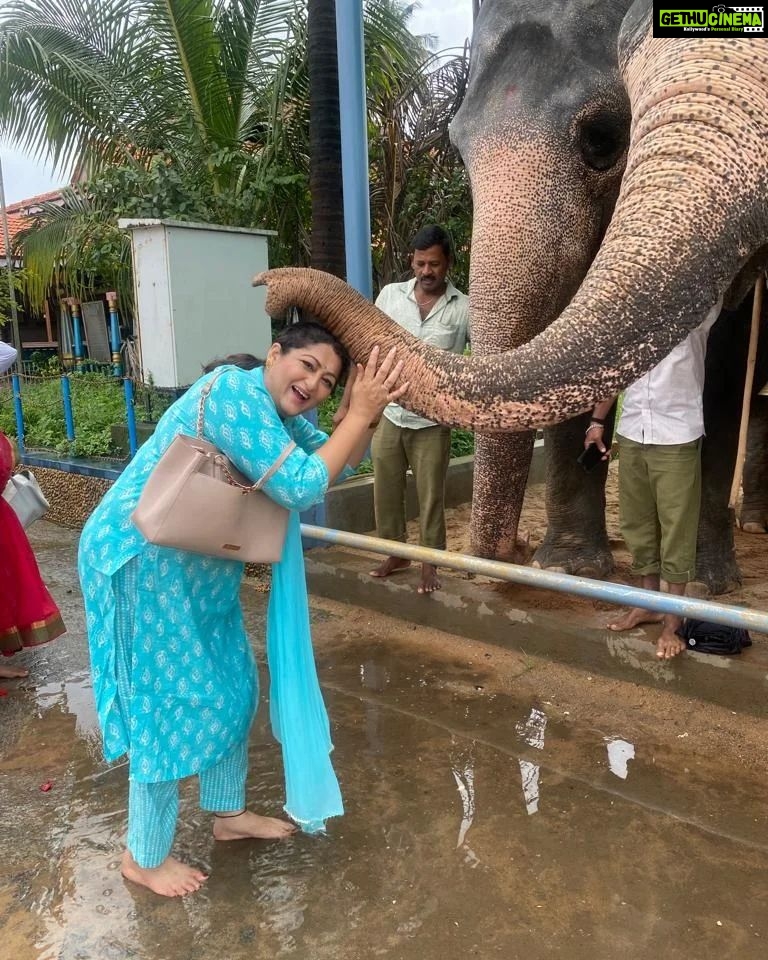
left=254, top=0, right=768, bottom=591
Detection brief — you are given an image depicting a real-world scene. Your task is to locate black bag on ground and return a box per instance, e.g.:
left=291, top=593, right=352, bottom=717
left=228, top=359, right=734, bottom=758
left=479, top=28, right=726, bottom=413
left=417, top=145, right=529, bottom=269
left=676, top=619, right=752, bottom=656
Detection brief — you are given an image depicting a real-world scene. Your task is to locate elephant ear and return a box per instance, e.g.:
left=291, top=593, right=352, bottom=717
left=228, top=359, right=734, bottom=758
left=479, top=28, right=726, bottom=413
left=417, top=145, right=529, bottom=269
left=618, top=0, right=653, bottom=67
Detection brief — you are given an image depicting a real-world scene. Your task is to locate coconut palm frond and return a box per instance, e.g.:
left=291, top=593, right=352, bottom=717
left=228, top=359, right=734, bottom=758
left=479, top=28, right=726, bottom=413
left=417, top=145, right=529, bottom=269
left=15, top=190, right=133, bottom=313
left=216, top=0, right=299, bottom=110
left=0, top=0, right=158, bottom=173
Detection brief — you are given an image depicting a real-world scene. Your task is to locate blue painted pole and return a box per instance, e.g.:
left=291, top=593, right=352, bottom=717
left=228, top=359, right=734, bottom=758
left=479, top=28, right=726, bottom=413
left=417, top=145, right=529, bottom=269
left=336, top=0, right=373, bottom=299
left=11, top=373, right=25, bottom=455
left=60, top=375, right=75, bottom=442
left=68, top=299, right=85, bottom=373
left=300, top=525, right=768, bottom=634
left=106, top=291, right=123, bottom=376
left=123, top=378, right=138, bottom=457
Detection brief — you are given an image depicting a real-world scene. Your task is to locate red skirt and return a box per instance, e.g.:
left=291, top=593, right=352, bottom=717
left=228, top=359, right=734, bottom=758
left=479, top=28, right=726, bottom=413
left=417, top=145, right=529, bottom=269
left=0, top=433, right=66, bottom=653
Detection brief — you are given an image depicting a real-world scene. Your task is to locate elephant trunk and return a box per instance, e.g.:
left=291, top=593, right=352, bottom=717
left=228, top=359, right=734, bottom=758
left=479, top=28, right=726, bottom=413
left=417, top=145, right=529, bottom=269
left=253, top=266, right=553, bottom=430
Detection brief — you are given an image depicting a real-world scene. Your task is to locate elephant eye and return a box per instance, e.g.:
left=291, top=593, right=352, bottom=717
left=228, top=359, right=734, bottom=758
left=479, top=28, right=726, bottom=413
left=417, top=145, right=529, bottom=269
left=578, top=117, right=627, bottom=172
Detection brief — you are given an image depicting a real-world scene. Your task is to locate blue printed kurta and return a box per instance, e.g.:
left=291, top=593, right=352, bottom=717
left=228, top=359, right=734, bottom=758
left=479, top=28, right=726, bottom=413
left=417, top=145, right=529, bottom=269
left=78, top=366, right=335, bottom=784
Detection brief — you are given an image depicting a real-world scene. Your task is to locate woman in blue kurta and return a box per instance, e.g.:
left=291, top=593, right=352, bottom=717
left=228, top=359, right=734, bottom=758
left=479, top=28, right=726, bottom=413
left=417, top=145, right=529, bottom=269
left=78, top=323, right=407, bottom=897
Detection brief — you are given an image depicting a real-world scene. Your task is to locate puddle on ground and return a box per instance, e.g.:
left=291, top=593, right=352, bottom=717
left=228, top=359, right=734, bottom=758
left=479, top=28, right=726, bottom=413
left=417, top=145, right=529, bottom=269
left=2, top=627, right=768, bottom=960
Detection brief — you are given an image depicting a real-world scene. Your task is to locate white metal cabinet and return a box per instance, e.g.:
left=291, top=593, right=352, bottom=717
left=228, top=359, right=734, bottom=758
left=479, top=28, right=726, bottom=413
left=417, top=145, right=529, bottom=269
left=120, top=218, right=276, bottom=388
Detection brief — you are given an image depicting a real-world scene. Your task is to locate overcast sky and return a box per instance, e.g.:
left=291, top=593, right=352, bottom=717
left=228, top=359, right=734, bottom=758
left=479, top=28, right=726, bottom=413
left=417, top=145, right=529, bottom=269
left=0, top=1, right=475, bottom=204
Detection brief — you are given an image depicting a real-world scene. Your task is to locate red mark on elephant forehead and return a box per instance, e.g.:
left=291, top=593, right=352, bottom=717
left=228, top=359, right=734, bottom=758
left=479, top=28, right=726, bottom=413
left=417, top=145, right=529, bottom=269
left=506, top=84, right=518, bottom=102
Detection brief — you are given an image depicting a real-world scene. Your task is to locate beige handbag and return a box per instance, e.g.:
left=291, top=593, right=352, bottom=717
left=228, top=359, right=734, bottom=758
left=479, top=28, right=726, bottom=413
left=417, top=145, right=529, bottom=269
left=131, top=373, right=296, bottom=563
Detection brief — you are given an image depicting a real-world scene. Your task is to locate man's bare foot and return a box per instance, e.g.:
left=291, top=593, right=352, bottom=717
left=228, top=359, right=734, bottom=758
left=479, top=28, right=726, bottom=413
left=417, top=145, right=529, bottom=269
left=656, top=626, right=686, bottom=659
left=607, top=608, right=664, bottom=632
left=417, top=562, right=441, bottom=595
left=369, top=556, right=411, bottom=578
left=212, top=810, right=297, bottom=842
left=0, top=664, right=29, bottom=679
left=121, top=849, right=207, bottom=897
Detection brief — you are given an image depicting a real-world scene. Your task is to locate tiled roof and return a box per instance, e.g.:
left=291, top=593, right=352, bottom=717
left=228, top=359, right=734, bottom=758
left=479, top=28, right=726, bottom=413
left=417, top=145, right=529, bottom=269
left=0, top=188, right=65, bottom=257
left=6, top=188, right=65, bottom=214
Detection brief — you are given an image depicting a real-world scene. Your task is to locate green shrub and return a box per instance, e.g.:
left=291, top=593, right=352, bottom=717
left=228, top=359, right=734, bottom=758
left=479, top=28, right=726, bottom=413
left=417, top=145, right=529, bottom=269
left=0, top=373, right=174, bottom=457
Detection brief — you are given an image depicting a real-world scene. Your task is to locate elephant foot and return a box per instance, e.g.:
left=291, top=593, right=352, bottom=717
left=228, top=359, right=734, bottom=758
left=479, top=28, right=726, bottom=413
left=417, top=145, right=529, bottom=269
left=740, top=520, right=767, bottom=535
left=741, top=522, right=767, bottom=534
left=531, top=542, right=614, bottom=579
left=690, top=558, right=742, bottom=598
left=473, top=535, right=533, bottom=566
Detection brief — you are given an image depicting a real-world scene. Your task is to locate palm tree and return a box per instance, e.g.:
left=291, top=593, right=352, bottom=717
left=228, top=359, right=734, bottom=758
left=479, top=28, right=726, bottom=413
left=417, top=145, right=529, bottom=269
left=3, top=0, right=472, bottom=309
left=368, top=45, right=470, bottom=288
left=0, top=0, right=304, bottom=307
left=0, top=0, right=299, bottom=186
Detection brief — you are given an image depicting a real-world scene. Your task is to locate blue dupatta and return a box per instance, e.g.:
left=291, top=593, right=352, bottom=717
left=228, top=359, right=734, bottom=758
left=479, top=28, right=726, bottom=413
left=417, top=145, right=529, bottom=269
left=266, top=508, right=344, bottom=832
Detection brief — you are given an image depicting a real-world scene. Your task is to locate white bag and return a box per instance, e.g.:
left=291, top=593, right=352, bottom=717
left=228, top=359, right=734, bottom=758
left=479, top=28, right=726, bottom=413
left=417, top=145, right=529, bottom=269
left=2, top=469, right=50, bottom=529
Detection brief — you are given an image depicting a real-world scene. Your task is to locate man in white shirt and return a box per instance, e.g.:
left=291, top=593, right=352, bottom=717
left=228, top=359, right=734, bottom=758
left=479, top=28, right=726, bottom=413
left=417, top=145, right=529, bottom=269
left=369, top=225, right=470, bottom=594
left=0, top=341, right=18, bottom=374
left=585, top=305, right=719, bottom=659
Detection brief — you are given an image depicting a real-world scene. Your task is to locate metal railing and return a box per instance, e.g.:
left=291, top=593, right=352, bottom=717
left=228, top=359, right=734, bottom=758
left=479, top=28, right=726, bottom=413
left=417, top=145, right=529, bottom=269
left=300, top=524, right=768, bottom=634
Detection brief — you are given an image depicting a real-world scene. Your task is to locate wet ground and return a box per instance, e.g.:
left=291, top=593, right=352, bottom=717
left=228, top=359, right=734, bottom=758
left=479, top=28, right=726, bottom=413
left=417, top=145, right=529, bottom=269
left=2, top=522, right=768, bottom=960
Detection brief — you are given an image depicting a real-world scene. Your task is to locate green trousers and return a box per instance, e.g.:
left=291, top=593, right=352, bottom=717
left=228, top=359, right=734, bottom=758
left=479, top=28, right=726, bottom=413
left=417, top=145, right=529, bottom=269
left=617, top=434, right=702, bottom=583
left=371, top=418, right=452, bottom=549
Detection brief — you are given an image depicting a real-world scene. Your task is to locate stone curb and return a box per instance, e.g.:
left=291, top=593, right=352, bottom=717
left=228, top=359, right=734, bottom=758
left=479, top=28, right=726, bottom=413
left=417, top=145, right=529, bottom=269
left=305, top=546, right=768, bottom=718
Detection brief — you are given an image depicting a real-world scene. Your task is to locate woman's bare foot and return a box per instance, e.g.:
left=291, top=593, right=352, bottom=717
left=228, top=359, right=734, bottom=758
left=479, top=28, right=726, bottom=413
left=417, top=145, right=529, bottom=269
left=212, top=810, right=297, bottom=842
left=607, top=608, right=664, bottom=632
left=417, top=562, right=441, bottom=594
left=121, top=850, right=207, bottom=897
left=656, top=626, right=686, bottom=659
left=0, top=664, right=29, bottom=679
left=369, top=556, right=411, bottom=578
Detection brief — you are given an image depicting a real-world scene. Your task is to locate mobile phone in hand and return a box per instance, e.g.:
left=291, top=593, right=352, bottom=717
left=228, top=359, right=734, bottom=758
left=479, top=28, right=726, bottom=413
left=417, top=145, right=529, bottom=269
left=577, top=443, right=610, bottom=472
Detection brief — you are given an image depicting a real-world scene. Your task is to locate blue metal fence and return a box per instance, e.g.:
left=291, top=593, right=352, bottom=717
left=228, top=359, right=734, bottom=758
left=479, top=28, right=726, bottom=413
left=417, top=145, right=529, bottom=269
left=0, top=367, right=159, bottom=464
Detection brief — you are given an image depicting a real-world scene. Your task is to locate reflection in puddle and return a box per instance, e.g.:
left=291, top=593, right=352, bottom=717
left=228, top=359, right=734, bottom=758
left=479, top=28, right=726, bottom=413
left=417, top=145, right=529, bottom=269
left=34, top=673, right=98, bottom=738
left=451, top=744, right=480, bottom=867
left=605, top=737, right=635, bottom=780
left=515, top=708, right=547, bottom=816
left=518, top=761, right=540, bottom=816
left=515, top=707, right=547, bottom=750
left=359, top=661, right=390, bottom=692
left=360, top=661, right=391, bottom=755
left=605, top=635, right=676, bottom=682
left=452, top=763, right=474, bottom=847
left=255, top=874, right=308, bottom=955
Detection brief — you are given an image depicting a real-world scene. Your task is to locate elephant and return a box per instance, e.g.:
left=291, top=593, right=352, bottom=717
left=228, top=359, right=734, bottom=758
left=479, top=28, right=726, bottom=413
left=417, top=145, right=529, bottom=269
left=447, top=0, right=768, bottom=592
left=253, top=0, right=768, bottom=593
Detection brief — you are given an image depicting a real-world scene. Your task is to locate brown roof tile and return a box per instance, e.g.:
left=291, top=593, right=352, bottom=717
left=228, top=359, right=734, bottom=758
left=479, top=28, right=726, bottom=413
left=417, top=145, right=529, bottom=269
left=1, top=188, right=65, bottom=257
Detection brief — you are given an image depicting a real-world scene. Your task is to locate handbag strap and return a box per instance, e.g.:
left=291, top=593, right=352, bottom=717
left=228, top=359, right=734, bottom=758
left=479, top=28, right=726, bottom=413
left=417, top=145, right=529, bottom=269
left=197, top=369, right=227, bottom=439
left=197, top=369, right=298, bottom=493
left=254, top=441, right=297, bottom=490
